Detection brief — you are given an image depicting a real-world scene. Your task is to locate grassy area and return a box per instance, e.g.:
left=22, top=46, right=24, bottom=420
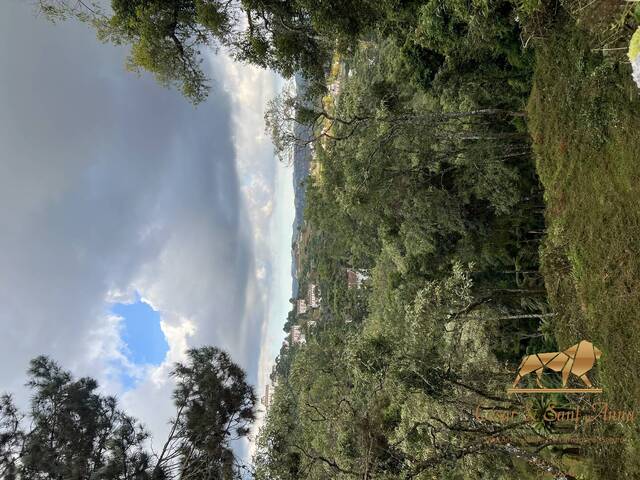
left=528, top=4, right=640, bottom=477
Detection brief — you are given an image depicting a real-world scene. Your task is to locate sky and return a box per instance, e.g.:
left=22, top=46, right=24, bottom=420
left=0, top=0, right=294, bottom=457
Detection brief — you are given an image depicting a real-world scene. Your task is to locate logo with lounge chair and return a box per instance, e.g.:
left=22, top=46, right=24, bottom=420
left=508, top=340, right=603, bottom=394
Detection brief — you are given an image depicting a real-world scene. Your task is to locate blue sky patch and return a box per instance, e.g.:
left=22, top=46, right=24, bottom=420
left=112, top=293, right=169, bottom=388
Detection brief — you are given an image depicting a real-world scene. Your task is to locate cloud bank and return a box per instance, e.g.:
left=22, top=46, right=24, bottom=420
left=0, top=1, right=288, bottom=455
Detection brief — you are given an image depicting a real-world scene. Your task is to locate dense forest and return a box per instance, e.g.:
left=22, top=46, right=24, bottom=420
left=256, top=1, right=640, bottom=479
left=25, top=0, right=640, bottom=478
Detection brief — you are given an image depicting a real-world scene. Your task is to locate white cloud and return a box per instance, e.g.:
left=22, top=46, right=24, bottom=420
left=0, top=3, right=294, bottom=466
left=256, top=265, right=267, bottom=280
left=209, top=54, right=297, bottom=458
left=0, top=0, right=274, bottom=448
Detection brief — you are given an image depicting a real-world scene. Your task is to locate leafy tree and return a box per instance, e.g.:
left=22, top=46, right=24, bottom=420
left=0, top=356, right=150, bottom=480
left=37, top=0, right=337, bottom=102
left=0, top=394, right=22, bottom=480
left=0, top=347, right=256, bottom=480
left=154, top=347, right=256, bottom=479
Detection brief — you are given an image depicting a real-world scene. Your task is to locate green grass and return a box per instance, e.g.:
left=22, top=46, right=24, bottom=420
left=528, top=8, right=640, bottom=478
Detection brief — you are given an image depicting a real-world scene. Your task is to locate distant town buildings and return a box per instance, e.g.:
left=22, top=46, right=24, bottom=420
left=290, top=325, right=306, bottom=345
left=307, top=283, right=321, bottom=309
left=261, top=383, right=275, bottom=410
left=295, top=284, right=321, bottom=314
left=261, top=367, right=280, bottom=412
left=296, top=299, right=308, bottom=315
left=347, top=268, right=369, bottom=289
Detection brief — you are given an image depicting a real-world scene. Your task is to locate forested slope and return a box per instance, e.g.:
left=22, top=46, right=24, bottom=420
left=256, top=1, right=640, bottom=479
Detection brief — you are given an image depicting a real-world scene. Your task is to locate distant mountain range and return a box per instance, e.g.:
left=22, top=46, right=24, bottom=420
left=290, top=74, right=313, bottom=297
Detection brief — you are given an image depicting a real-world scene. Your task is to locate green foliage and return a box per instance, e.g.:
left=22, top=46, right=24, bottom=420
left=167, top=347, right=256, bottom=477
left=256, top=21, right=557, bottom=479
left=39, top=0, right=373, bottom=102
left=0, top=348, right=256, bottom=480
left=401, top=41, right=445, bottom=90
left=37, top=0, right=534, bottom=104
left=0, top=356, right=151, bottom=480
left=301, top=38, right=541, bottom=281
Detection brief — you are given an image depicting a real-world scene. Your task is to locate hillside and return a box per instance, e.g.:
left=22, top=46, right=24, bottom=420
left=256, top=1, right=640, bottom=479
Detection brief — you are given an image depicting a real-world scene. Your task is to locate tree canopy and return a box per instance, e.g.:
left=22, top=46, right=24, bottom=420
left=0, top=347, right=255, bottom=480
left=38, top=0, right=349, bottom=102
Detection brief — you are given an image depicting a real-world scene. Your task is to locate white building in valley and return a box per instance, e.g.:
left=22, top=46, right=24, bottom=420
left=347, top=268, right=369, bottom=289
left=290, top=325, right=306, bottom=345
left=296, top=298, right=308, bottom=315
left=307, top=283, right=321, bottom=308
